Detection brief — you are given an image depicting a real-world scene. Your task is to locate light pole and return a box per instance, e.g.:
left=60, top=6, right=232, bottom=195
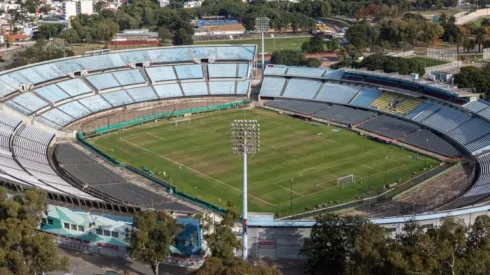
left=255, top=17, right=270, bottom=77
left=231, top=119, right=260, bottom=260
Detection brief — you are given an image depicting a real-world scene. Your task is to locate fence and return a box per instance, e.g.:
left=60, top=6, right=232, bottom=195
left=78, top=100, right=251, bottom=215
left=425, top=61, right=462, bottom=75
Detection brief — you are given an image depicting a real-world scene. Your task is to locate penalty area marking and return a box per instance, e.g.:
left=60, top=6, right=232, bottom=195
left=119, top=137, right=276, bottom=206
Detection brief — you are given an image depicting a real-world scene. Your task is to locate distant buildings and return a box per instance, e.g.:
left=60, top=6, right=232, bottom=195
left=109, top=29, right=159, bottom=46
left=62, top=0, right=93, bottom=19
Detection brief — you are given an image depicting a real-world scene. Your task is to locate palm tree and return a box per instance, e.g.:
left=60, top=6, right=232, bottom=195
left=476, top=28, right=485, bottom=52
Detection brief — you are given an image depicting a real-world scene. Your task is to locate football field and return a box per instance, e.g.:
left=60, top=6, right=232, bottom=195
left=89, top=108, right=440, bottom=216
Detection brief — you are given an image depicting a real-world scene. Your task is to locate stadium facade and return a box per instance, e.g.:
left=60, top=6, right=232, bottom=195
left=1, top=45, right=490, bottom=260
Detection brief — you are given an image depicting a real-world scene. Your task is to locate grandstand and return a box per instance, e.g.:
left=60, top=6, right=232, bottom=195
left=0, top=45, right=255, bottom=215
left=2, top=45, right=490, bottom=235
left=258, top=64, right=490, bottom=206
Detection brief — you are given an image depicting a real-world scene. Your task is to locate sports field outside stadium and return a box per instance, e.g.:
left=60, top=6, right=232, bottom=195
left=89, top=108, right=440, bottom=216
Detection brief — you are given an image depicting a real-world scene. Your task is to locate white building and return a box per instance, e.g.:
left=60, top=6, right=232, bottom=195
left=157, top=0, right=170, bottom=7
left=77, top=0, right=93, bottom=15
left=62, top=0, right=93, bottom=20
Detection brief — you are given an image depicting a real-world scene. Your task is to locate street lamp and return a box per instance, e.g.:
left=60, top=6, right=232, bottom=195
left=231, top=119, right=260, bottom=260
left=255, top=17, right=270, bottom=76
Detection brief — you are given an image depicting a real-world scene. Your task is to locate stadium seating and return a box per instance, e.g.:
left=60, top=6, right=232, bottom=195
left=264, top=67, right=287, bottom=76
left=35, top=85, right=71, bottom=104
left=102, top=90, right=134, bottom=107
left=412, top=104, right=441, bottom=122
left=464, top=100, right=489, bottom=113
left=421, top=106, right=471, bottom=133
left=399, top=130, right=460, bottom=157
left=286, top=67, right=326, bottom=78
left=191, top=47, right=217, bottom=60
left=216, top=46, right=255, bottom=60
left=208, top=64, right=238, bottom=78
left=238, top=63, right=249, bottom=78
left=209, top=81, right=235, bottom=95
left=6, top=124, right=98, bottom=200
left=153, top=84, right=184, bottom=98
left=314, top=105, right=376, bottom=125
left=236, top=81, right=250, bottom=95
left=282, top=79, right=323, bottom=100
left=6, top=92, right=49, bottom=115
left=117, top=51, right=150, bottom=64
left=125, top=86, right=158, bottom=102
left=112, top=69, right=146, bottom=86
left=314, top=83, right=359, bottom=104
left=264, top=99, right=327, bottom=115
left=350, top=88, right=382, bottom=107
left=370, top=92, right=421, bottom=115
left=145, top=66, right=177, bottom=82
left=86, top=73, right=120, bottom=91
left=181, top=82, right=209, bottom=96
left=357, top=115, right=420, bottom=139
left=55, top=144, right=193, bottom=211
left=56, top=78, right=93, bottom=97
left=79, top=95, right=112, bottom=112
left=447, top=118, right=490, bottom=145
left=38, top=109, right=76, bottom=129
left=174, top=64, right=204, bottom=79
left=78, top=55, right=126, bottom=72
left=56, top=101, right=92, bottom=121
left=260, top=77, right=287, bottom=97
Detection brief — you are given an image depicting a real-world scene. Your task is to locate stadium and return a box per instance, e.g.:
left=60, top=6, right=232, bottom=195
left=0, top=44, right=490, bottom=261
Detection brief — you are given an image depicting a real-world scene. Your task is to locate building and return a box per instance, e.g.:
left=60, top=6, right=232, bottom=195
left=62, top=0, right=93, bottom=20
left=62, top=1, right=77, bottom=19
left=157, top=0, right=170, bottom=7
left=109, top=29, right=159, bottom=46
left=77, top=0, right=93, bottom=15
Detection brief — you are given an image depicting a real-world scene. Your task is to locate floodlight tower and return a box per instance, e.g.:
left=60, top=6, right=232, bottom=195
left=255, top=17, right=270, bottom=76
left=231, top=119, right=260, bottom=260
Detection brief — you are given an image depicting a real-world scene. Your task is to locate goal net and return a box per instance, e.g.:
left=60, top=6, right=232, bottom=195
left=337, top=174, right=356, bottom=189
left=172, top=118, right=191, bottom=126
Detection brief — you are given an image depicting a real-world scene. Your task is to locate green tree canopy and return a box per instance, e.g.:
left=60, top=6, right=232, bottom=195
left=0, top=188, right=69, bottom=274
left=271, top=49, right=322, bottom=68
left=301, top=36, right=325, bottom=53
left=126, top=211, right=180, bottom=275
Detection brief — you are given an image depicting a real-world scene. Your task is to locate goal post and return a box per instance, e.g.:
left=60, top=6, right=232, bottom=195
left=172, top=118, right=191, bottom=126
left=337, top=174, right=356, bottom=189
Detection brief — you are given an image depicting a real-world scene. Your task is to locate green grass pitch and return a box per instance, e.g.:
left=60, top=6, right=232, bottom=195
left=88, top=108, right=440, bottom=216
left=196, top=37, right=310, bottom=54
left=409, top=56, right=449, bottom=67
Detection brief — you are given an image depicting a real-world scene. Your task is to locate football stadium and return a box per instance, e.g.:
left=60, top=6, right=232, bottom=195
left=1, top=44, right=490, bottom=261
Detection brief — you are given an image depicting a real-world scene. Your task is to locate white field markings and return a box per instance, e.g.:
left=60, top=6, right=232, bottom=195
left=285, top=161, right=410, bottom=205
left=119, top=137, right=276, bottom=206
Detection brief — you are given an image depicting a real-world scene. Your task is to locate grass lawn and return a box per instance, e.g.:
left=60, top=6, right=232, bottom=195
left=410, top=56, right=450, bottom=67
left=468, top=17, right=490, bottom=27
left=196, top=37, right=311, bottom=54
left=88, top=108, right=439, bottom=216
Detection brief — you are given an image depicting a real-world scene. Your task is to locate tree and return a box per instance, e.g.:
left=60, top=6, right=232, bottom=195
left=301, top=214, right=369, bottom=275
left=158, top=27, right=172, bottom=45
left=0, top=188, right=69, bottom=274
left=270, top=50, right=322, bottom=67
left=346, top=20, right=373, bottom=51
left=61, top=29, right=79, bottom=44
left=325, top=38, right=340, bottom=52
left=301, top=36, right=325, bottom=53
left=37, top=23, right=65, bottom=39
left=173, top=28, right=194, bottom=45
left=196, top=257, right=282, bottom=275
left=126, top=211, right=179, bottom=275
left=475, top=28, right=485, bottom=52
left=203, top=201, right=240, bottom=264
